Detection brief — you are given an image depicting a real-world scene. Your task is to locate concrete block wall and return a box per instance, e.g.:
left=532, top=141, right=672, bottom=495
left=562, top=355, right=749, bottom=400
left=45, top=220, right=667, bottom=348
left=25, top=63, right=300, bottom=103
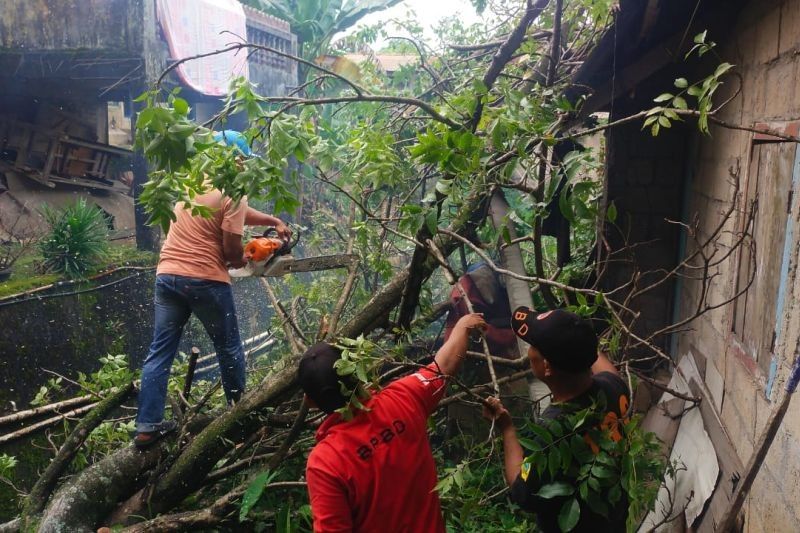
left=672, top=1, right=800, bottom=530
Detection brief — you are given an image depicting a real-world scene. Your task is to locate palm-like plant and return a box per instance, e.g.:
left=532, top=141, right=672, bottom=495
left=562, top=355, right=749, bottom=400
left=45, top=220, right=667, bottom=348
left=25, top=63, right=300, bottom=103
left=39, top=199, right=110, bottom=278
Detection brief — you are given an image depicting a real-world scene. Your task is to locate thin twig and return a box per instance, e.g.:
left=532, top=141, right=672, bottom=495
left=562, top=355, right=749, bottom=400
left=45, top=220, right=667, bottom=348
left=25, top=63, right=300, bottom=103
left=425, top=239, right=500, bottom=396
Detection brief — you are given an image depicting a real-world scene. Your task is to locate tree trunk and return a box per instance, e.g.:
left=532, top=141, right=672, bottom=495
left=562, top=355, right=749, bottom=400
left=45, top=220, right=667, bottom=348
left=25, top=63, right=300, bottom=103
left=489, top=190, right=551, bottom=414
left=38, top=444, right=166, bottom=533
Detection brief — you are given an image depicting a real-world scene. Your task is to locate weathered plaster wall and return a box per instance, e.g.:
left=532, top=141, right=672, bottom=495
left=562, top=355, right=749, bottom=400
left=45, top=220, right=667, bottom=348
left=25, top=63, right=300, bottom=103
left=672, top=1, right=800, bottom=530
left=0, top=0, right=143, bottom=52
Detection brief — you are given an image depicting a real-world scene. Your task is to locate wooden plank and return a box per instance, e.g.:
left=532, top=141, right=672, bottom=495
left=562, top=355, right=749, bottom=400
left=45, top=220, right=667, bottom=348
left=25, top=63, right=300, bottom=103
left=46, top=175, right=127, bottom=192
left=0, top=165, right=55, bottom=188
left=60, top=135, right=132, bottom=157
left=40, top=138, right=58, bottom=181
left=14, top=127, right=32, bottom=167
left=689, top=378, right=745, bottom=533
left=0, top=116, right=132, bottom=156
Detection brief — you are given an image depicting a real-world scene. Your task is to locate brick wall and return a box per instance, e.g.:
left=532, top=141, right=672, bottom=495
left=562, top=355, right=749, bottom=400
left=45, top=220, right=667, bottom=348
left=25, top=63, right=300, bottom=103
left=670, top=1, right=800, bottom=530
left=601, top=1, right=800, bottom=529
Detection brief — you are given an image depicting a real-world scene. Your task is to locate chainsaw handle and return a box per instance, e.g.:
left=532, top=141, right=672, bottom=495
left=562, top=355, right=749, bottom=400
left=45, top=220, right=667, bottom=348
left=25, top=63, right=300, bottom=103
left=261, top=226, right=282, bottom=239
left=261, top=226, right=299, bottom=254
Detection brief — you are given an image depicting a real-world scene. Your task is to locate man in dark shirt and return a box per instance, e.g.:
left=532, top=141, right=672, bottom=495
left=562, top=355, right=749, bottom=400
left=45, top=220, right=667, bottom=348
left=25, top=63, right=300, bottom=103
left=483, top=306, right=630, bottom=532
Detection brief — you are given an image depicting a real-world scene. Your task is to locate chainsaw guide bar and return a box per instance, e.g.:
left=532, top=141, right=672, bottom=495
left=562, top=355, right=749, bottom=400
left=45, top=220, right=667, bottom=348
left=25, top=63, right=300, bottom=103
left=230, top=254, right=358, bottom=278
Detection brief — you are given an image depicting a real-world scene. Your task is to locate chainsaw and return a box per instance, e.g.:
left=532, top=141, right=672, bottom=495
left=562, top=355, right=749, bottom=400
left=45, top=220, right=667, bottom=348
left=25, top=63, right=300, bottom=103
left=229, top=227, right=357, bottom=278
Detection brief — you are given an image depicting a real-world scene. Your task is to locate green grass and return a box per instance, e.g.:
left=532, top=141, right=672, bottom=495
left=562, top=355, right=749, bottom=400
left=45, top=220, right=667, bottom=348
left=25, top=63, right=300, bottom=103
left=0, top=242, right=157, bottom=299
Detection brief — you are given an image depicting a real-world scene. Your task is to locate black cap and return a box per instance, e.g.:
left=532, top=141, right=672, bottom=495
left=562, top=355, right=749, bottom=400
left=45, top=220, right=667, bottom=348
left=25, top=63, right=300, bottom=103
left=511, top=306, right=598, bottom=373
left=298, top=342, right=353, bottom=413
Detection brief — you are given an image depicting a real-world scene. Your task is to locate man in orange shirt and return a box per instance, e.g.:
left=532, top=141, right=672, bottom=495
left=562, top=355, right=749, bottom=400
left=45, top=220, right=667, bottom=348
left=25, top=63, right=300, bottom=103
left=134, top=131, right=290, bottom=447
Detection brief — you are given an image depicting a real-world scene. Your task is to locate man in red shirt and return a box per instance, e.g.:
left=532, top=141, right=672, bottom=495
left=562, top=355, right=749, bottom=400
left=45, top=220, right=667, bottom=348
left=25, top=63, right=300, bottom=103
left=299, top=313, right=487, bottom=532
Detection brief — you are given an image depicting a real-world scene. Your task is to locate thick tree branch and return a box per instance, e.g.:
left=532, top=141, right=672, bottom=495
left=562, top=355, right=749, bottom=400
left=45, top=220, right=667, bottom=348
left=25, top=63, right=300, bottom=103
left=469, top=0, right=551, bottom=130
left=22, top=383, right=135, bottom=522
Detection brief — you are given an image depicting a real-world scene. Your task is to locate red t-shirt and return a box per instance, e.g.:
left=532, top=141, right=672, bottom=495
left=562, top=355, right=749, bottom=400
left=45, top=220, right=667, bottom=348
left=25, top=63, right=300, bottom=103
left=305, top=363, right=448, bottom=533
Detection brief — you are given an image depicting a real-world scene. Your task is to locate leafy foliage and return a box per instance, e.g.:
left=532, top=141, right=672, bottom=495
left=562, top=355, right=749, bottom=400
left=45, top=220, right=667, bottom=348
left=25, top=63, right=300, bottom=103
left=435, top=448, right=534, bottom=533
left=0, top=454, right=17, bottom=480
left=332, top=336, right=390, bottom=419
left=645, top=31, right=734, bottom=135
left=511, top=404, right=667, bottom=532
left=76, top=354, right=136, bottom=394
left=39, top=199, right=109, bottom=278
left=135, top=83, right=315, bottom=232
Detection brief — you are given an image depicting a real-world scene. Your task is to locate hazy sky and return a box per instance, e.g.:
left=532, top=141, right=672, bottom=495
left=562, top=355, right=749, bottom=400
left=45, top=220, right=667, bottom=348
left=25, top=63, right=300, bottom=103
left=342, top=0, right=487, bottom=48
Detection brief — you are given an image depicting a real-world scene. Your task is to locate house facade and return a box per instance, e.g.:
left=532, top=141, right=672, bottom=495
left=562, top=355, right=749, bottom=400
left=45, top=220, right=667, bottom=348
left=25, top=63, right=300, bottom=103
left=0, top=0, right=296, bottom=242
left=575, top=0, right=800, bottom=530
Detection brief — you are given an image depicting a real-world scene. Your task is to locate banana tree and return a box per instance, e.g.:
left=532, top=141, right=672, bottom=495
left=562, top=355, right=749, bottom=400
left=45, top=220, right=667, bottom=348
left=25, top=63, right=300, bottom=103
left=244, top=0, right=402, bottom=76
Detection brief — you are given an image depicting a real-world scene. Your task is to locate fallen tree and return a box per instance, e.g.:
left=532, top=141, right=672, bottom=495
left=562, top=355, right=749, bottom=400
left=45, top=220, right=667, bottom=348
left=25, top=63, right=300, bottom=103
left=0, top=1, right=770, bottom=531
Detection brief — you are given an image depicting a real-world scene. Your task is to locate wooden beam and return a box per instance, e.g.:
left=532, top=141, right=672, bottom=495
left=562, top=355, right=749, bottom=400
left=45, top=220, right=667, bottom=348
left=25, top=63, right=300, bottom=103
left=46, top=175, right=129, bottom=192
left=689, top=378, right=745, bottom=533
left=0, top=163, right=55, bottom=188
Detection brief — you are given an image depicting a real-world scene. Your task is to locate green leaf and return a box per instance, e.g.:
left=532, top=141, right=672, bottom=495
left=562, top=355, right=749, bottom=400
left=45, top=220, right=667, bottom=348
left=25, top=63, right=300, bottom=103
left=672, top=96, right=688, bottom=110
left=536, top=482, right=574, bottom=499
left=435, top=178, right=453, bottom=195
left=658, top=116, right=671, bottom=128
left=472, top=78, right=489, bottom=96
left=173, top=97, right=189, bottom=115
left=558, top=498, right=581, bottom=532
left=433, top=476, right=454, bottom=495
left=674, top=78, right=689, bottom=88
left=592, top=465, right=615, bottom=479
left=548, top=446, right=561, bottom=479
left=608, top=484, right=622, bottom=504
left=501, top=226, right=512, bottom=245
left=559, top=186, right=575, bottom=223
left=239, top=470, right=277, bottom=521
left=559, top=439, right=572, bottom=472
left=606, top=202, right=617, bottom=223
left=687, top=85, right=703, bottom=97
left=653, top=93, right=673, bottom=103
left=529, top=424, right=555, bottom=445
left=579, top=481, right=589, bottom=501
left=694, top=30, right=707, bottom=44
left=275, top=505, right=292, bottom=533
left=519, top=437, right=543, bottom=452
left=576, top=292, right=588, bottom=307
left=453, top=468, right=465, bottom=488
left=714, top=62, right=734, bottom=78
left=424, top=209, right=438, bottom=234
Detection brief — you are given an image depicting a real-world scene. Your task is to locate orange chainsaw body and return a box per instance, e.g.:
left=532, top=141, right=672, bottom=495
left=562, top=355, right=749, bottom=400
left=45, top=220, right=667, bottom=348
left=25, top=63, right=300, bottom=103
left=244, top=237, right=284, bottom=263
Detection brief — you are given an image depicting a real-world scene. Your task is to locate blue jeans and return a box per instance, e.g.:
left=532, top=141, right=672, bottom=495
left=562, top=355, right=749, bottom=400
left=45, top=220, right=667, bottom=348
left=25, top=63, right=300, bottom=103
left=136, top=274, right=246, bottom=432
